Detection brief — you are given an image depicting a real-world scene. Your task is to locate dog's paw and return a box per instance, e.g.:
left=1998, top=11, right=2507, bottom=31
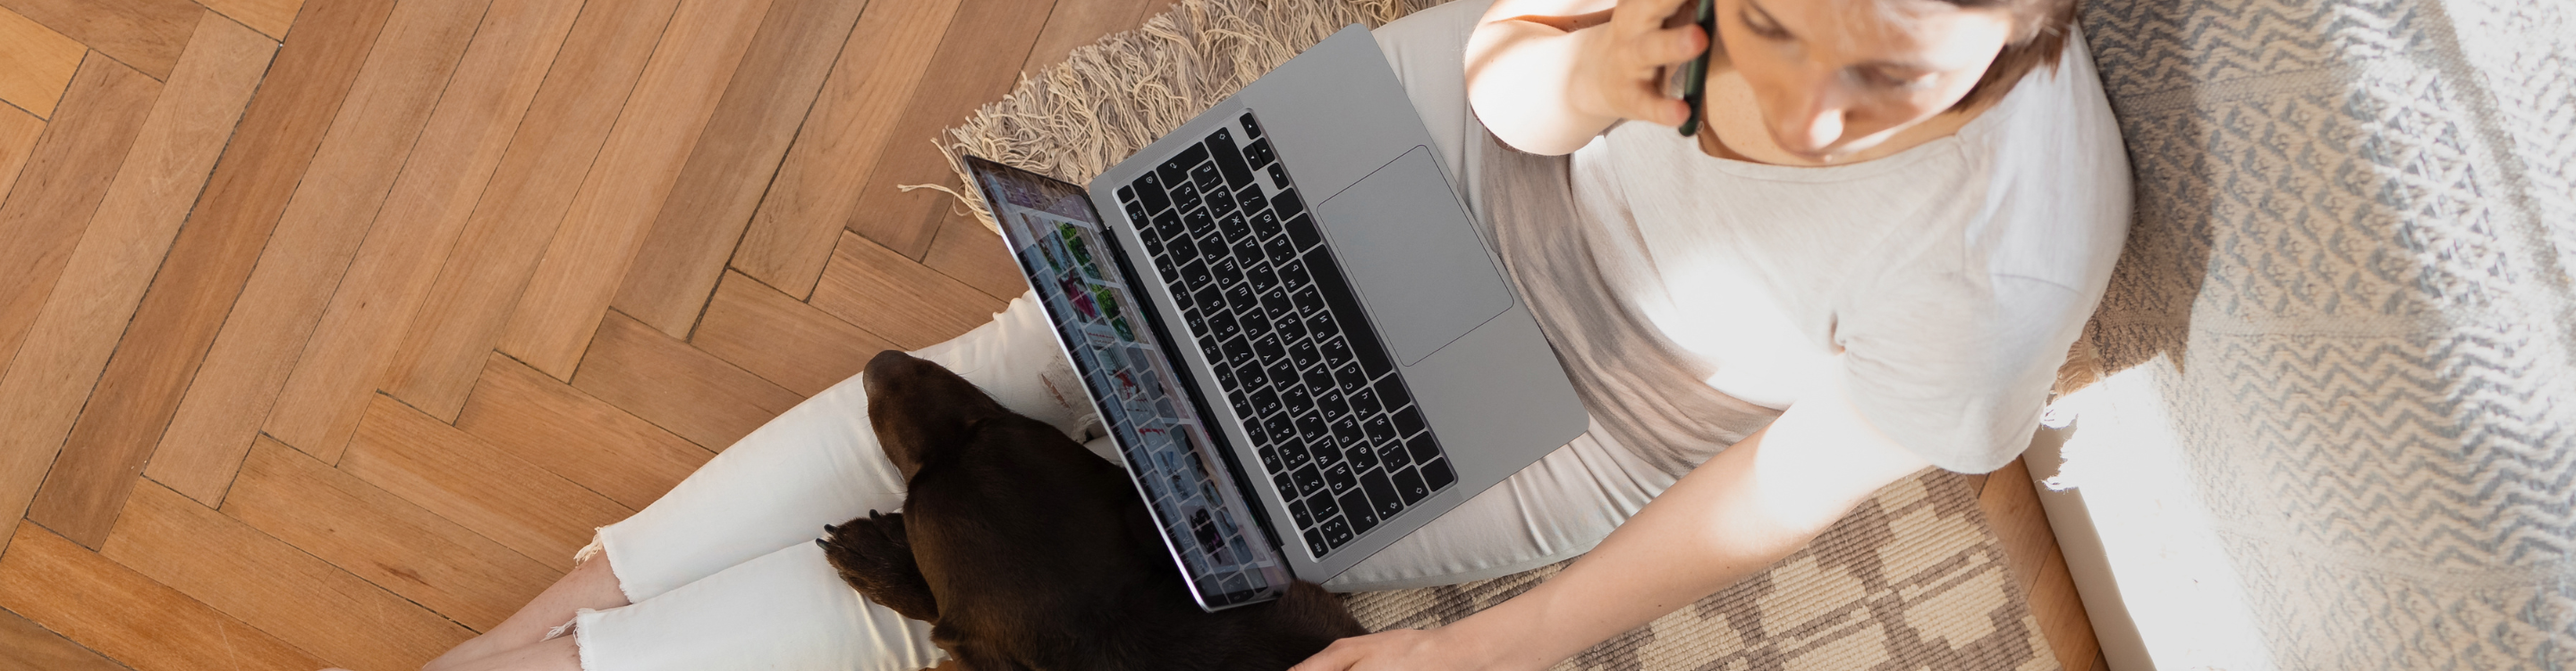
left=821, top=510, right=940, bottom=621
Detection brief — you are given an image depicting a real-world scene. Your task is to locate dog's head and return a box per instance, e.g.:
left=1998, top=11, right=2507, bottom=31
left=862, top=350, right=1044, bottom=481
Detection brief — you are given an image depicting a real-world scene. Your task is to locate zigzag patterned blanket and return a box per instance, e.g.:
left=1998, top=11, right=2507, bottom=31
left=2060, top=0, right=2576, bottom=667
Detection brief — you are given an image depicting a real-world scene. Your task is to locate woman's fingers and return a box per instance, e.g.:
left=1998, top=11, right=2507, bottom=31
left=1286, top=639, right=1363, bottom=671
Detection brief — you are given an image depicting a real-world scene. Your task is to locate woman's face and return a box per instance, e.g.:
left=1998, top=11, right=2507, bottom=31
left=1713, top=0, right=2016, bottom=162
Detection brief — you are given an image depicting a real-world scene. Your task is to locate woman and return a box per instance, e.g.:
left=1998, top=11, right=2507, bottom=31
left=412, top=0, right=2124, bottom=667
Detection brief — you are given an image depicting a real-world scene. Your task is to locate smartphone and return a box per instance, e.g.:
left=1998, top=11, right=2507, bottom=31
left=1670, top=0, right=1717, bottom=136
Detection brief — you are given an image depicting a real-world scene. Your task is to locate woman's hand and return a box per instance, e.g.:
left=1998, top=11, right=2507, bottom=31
left=1565, top=0, right=1706, bottom=127
left=1467, top=0, right=1709, bottom=154
left=1289, top=627, right=1524, bottom=671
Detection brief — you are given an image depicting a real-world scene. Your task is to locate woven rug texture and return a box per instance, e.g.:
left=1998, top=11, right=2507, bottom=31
left=934, top=1, right=2056, bottom=669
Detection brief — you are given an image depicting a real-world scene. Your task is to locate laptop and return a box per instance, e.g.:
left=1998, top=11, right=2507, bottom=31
left=960, top=24, right=1588, bottom=611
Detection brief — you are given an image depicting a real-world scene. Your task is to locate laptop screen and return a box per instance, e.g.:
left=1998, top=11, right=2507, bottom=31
left=962, top=156, right=1291, bottom=609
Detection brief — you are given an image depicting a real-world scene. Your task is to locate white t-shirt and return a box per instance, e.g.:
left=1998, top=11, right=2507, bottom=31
left=1563, top=34, right=2131, bottom=472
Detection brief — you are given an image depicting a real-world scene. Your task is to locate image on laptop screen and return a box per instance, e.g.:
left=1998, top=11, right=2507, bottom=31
left=964, top=157, right=1290, bottom=608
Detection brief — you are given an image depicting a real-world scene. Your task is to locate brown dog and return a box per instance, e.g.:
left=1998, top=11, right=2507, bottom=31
left=820, top=351, right=1366, bottom=670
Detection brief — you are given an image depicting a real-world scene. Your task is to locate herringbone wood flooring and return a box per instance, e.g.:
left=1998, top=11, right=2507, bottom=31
left=0, top=1, right=2102, bottom=669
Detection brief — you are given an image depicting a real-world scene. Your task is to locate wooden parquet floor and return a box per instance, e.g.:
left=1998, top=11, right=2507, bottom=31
left=0, top=0, right=2101, bottom=669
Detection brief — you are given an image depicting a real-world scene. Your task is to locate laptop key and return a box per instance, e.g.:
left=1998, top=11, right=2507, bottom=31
left=1284, top=213, right=1324, bottom=251
left=1303, top=528, right=1328, bottom=555
left=1236, top=183, right=1268, bottom=215
left=1206, top=129, right=1257, bottom=187
left=1250, top=386, right=1283, bottom=417
left=1123, top=200, right=1150, bottom=225
left=1191, top=162, right=1224, bottom=191
left=1132, top=173, right=1171, bottom=212
left=1276, top=379, right=1312, bottom=411
left=1286, top=336, right=1322, bottom=369
left=1361, top=471, right=1404, bottom=519
left=1263, top=413, right=1299, bottom=446
left=1208, top=256, right=1243, bottom=288
left=1392, top=468, right=1429, bottom=505
left=1243, top=138, right=1276, bottom=167
left=1323, top=462, right=1357, bottom=495
left=1271, top=188, right=1307, bottom=221
left=1217, top=210, right=1252, bottom=242
left=1292, top=465, right=1325, bottom=497
left=1420, top=457, right=1456, bottom=491
left=1340, top=491, right=1378, bottom=533
left=1293, top=412, right=1329, bottom=442
left=1223, top=283, right=1257, bottom=310
left=1191, top=285, right=1223, bottom=315
left=1233, top=361, right=1267, bottom=390
left=1362, top=414, right=1398, bottom=444
left=1249, top=333, right=1285, bottom=367
left=1159, top=143, right=1209, bottom=186
left=1334, top=362, right=1369, bottom=396
left=1220, top=336, right=1256, bottom=368
left=1288, top=497, right=1315, bottom=529
left=1344, top=440, right=1378, bottom=471
left=1301, top=367, right=1337, bottom=395
left=1238, top=111, right=1264, bottom=139
left=1205, top=180, right=1237, bottom=215
left=1205, top=309, right=1239, bottom=341
left=1404, top=425, right=1442, bottom=463
left=1171, top=179, right=1203, bottom=212
left=1375, top=440, right=1411, bottom=470
left=1256, top=446, right=1282, bottom=473
left=1275, top=259, right=1312, bottom=293
left=1259, top=286, right=1297, bottom=318
left=1316, top=389, right=1349, bottom=423
left=1320, top=516, right=1352, bottom=548
left=1262, top=227, right=1301, bottom=262
left=1347, top=386, right=1383, bottom=418
left=1180, top=260, right=1211, bottom=288
left=1327, top=415, right=1365, bottom=450
left=1279, top=437, right=1312, bottom=472
left=1182, top=209, right=1216, bottom=238
left=1393, top=404, right=1427, bottom=437
left=1235, top=308, right=1272, bottom=337
left=1245, top=264, right=1281, bottom=294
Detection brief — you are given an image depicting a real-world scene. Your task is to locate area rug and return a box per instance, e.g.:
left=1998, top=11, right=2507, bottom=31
left=934, top=1, right=2058, bottom=668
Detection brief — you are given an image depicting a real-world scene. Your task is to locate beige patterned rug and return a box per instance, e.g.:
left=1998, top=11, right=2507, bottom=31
left=936, top=1, right=2056, bottom=668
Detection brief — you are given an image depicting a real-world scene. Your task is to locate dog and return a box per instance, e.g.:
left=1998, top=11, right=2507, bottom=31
left=820, top=351, right=1367, bottom=670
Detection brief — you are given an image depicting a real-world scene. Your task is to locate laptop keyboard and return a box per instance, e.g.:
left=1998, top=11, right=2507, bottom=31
left=1117, top=111, right=1457, bottom=558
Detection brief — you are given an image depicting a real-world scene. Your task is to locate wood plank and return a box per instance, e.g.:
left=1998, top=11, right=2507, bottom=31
left=609, top=0, right=869, bottom=338
left=0, top=608, right=131, bottom=671
left=100, top=480, right=473, bottom=671
left=196, top=0, right=304, bottom=39
left=2031, top=542, right=2100, bottom=671
left=495, top=0, right=778, bottom=379
left=0, top=55, right=158, bottom=386
left=693, top=269, right=898, bottom=396
left=341, top=394, right=633, bottom=570
left=0, top=524, right=324, bottom=671
left=65, top=0, right=399, bottom=557
left=1019, top=0, right=1167, bottom=78
left=573, top=310, right=801, bottom=450
left=1979, top=457, right=2097, bottom=671
left=221, top=438, right=559, bottom=632
left=921, top=209, right=1032, bottom=302
left=0, top=5, right=83, bottom=118
left=456, top=353, right=713, bottom=510
left=12, top=14, right=275, bottom=552
left=0, top=107, right=42, bottom=235
left=841, top=0, right=1058, bottom=259
left=809, top=230, right=1007, bottom=350
left=378, top=0, right=686, bottom=420
left=0, top=0, right=201, bottom=81
left=728, top=0, right=968, bottom=299
left=149, top=0, right=493, bottom=500
left=260, top=0, right=587, bottom=464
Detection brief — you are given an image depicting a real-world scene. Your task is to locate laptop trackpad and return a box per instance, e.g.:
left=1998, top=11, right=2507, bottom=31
left=1315, top=146, right=1513, bottom=367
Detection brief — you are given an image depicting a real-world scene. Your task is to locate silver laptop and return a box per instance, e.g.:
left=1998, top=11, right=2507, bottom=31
left=960, top=24, right=1587, bottom=611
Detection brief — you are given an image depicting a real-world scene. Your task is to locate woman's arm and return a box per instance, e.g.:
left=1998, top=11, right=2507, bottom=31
left=1292, top=369, right=1933, bottom=671
left=1466, top=0, right=1705, bottom=155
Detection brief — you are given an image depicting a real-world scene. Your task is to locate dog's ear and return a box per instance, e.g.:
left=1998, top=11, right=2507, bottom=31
left=864, top=351, right=1012, bottom=479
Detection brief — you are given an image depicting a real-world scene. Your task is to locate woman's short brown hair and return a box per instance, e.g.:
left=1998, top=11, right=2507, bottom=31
left=1940, top=0, right=2079, bottom=110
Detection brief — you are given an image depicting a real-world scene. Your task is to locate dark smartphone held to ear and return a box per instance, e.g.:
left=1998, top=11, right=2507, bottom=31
left=1671, top=0, right=1716, bottom=136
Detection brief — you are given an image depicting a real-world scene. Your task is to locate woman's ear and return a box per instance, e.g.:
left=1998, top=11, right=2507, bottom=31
left=863, top=351, right=1010, bottom=480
